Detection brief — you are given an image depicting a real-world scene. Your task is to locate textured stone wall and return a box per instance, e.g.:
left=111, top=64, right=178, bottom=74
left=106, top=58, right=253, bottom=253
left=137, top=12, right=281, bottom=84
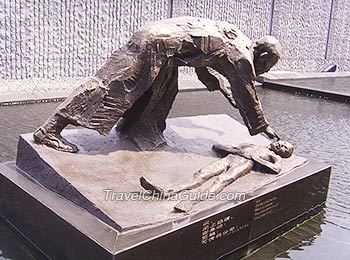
left=173, top=0, right=272, bottom=40
left=271, top=0, right=331, bottom=71
left=0, top=0, right=169, bottom=79
left=326, top=0, right=350, bottom=71
left=0, top=0, right=349, bottom=80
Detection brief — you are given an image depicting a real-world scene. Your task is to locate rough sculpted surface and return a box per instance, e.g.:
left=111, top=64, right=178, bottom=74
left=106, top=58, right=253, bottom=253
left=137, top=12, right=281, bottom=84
left=141, top=140, right=294, bottom=213
left=33, top=17, right=282, bottom=152
left=16, top=115, right=307, bottom=231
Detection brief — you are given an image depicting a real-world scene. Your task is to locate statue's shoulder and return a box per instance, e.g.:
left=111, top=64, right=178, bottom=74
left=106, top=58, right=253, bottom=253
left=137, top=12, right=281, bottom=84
left=138, top=17, right=231, bottom=37
left=136, top=17, right=199, bottom=39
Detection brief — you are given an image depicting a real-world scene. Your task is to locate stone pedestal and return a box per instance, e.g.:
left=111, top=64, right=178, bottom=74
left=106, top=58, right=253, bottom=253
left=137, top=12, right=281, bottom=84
left=0, top=115, right=331, bottom=260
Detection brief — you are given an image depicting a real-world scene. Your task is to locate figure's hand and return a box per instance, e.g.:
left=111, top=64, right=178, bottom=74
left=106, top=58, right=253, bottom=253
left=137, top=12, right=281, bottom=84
left=264, top=126, right=280, bottom=140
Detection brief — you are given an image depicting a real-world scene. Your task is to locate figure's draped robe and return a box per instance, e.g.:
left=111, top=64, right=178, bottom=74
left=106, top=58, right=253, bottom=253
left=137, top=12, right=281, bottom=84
left=51, top=17, right=269, bottom=150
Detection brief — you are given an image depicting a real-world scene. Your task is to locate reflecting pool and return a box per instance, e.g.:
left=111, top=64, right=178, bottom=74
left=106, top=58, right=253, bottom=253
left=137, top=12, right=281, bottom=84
left=0, top=87, right=349, bottom=259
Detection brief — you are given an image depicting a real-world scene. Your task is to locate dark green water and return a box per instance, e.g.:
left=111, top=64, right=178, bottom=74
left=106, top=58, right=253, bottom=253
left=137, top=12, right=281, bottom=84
left=0, top=88, right=349, bottom=259
left=274, top=77, right=350, bottom=94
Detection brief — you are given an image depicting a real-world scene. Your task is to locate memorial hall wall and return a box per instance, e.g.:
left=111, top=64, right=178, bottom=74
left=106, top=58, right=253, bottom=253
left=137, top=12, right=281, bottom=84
left=0, top=0, right=348, bottom=79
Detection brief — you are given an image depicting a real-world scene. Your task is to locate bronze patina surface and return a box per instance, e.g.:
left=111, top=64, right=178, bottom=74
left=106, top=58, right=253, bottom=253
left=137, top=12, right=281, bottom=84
left=16, top=115, right=306, bottom=231
left=33, top=17, right=282, bottom=152
left=0, top=114, right=330, bottom=260
left=141, top=140, right=294, bottom=213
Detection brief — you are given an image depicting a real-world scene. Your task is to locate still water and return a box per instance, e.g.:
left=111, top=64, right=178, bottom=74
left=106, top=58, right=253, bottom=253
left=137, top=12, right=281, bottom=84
left=0, top=88, right=349, bottom=259
left=273, top=77, right=350, bottom=94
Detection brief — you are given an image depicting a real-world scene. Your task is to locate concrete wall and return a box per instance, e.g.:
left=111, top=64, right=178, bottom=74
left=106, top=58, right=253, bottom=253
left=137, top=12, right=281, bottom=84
left=0, top=0, right=349, bottom=79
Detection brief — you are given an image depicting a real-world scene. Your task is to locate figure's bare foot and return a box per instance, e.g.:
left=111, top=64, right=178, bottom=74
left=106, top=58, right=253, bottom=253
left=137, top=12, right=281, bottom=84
left=174, top=200, right=195, bottom=213
left=33, top=127, right=79, bottom=153
left=131, top=132, right=166, bottom=151
left=140, top=176, right=174, bottom=198
left=140, top=176, right=165, bottom=194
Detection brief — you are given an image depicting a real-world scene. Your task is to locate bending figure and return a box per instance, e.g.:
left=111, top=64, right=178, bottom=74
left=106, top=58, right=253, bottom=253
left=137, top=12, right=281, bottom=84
left=33, top=17, right=282, bottom=152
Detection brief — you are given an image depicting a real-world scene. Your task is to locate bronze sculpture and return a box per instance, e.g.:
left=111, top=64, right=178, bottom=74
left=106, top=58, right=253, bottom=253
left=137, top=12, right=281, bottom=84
left=140, top=140, right=294, bottom=213
left=33, top=17, right=282, bottom=152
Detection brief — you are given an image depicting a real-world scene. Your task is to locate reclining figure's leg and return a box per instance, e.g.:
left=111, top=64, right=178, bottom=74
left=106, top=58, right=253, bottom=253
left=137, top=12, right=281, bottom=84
left=140, top=154, right=238, bottom=196
left=174, top=157, right=254, bottom=213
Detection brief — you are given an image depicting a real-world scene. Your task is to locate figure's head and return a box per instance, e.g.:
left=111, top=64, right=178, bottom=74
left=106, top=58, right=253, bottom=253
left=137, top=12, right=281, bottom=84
left=269, top=140, right=294, bottom=158
left=253, top=36, right=282, bottom=75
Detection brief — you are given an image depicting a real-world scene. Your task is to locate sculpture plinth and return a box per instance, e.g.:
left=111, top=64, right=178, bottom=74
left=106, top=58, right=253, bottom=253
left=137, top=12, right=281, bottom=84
left=0, top=115, right=331, bottom=260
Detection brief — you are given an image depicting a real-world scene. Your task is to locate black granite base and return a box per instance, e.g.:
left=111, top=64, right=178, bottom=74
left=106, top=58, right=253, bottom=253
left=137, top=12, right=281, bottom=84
left=0, top=159, right=331, bottom=260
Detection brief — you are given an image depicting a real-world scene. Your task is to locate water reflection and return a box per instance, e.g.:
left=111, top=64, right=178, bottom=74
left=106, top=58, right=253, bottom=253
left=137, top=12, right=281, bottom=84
left=0, top=88, right=349, bottom=259
left=175, top=89, right=350, bottom=259
left=0, top=102, right=59, bottom=162
left=272, top=77, right=350, bottom=94
left=0, top=218, right=46, bottom=260
left=242, top=211, right=325, bottom=260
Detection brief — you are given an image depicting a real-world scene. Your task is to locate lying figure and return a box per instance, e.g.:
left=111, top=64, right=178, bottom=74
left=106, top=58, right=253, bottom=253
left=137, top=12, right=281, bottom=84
left=140, top=140, right=294, bottom=213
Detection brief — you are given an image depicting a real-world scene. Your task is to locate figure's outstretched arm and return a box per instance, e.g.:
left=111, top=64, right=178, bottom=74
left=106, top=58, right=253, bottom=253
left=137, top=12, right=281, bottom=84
left=195, top=67, right=237, bottom=108
left=228, top=59, right=269, bottom=135
left=212, top=57, right=279, bottom=139
left=212, top=143, right=252, bottom=159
